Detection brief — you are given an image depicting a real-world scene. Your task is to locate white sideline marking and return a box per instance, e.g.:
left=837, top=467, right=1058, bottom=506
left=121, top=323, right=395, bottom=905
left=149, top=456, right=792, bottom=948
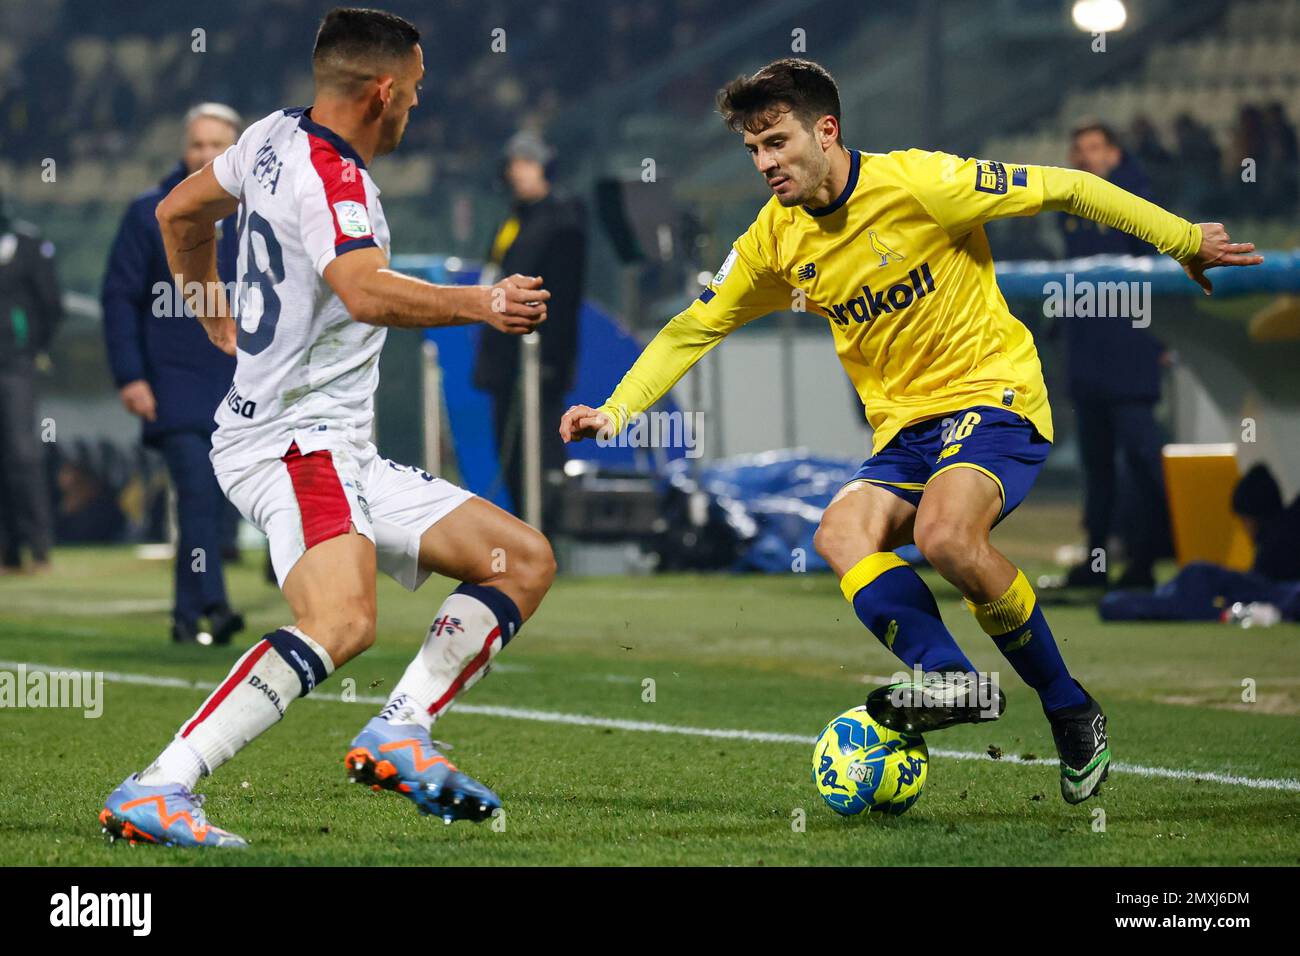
left=7, top=660, right=1300, bottom=793
left=3, top=598, right=172, bottom=616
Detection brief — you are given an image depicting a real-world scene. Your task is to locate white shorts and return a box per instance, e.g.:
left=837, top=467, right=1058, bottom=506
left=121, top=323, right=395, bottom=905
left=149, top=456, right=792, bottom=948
left=214, top=436, right=474, bottom=590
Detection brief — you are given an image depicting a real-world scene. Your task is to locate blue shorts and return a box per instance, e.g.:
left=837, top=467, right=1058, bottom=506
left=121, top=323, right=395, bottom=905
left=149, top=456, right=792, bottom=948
left=848, top=406, right=1050, bottom=520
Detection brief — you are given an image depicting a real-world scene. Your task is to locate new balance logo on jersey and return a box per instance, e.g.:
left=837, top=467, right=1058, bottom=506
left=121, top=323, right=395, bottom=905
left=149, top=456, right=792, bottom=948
left=821, top=262, right=936, bottom=329
left=797, top=262, right=816, bottom=281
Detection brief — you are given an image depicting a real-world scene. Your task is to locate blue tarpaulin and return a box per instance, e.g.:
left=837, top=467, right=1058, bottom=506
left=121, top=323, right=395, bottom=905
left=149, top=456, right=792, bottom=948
left=661, top=450, right=918, bottom=573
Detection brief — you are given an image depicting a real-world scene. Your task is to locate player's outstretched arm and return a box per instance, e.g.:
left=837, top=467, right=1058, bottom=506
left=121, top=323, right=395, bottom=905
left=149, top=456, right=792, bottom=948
left=559, top=305, right=738, bottom=444
left=156, top=163, right=241, bottom=355
left=324, top=246, right=549, bottom=331
left=1038, top=167, right=1263, bottom=293
left=561, top=240, right=792, bottom=444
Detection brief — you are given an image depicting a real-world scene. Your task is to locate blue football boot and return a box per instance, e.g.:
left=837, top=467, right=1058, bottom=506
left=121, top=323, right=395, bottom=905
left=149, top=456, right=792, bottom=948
left=99, top=774, right=248, bottom=848
left=345, top=716, right=501, bottom=824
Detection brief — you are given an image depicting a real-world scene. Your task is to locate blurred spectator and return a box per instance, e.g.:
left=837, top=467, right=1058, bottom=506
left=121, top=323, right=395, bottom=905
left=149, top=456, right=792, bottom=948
left=1225, top=105, right=1269, bottom=218
left=1171, top=113, right=1222, bottom=216
left=55, top=453, right=126, bottom=544
left=1261, top=102, right=1299, bottom=216
left=100, top=103, right=244, bottom=646
left=0, top=0, right=766, bottom=169
left=474, top=131, right=587, bottom=532
left=1128, top=115, right=1175, bottom=206
left=1056, top=120, right=1170, bottom=590
left=0, top=191, right=62, bottom=574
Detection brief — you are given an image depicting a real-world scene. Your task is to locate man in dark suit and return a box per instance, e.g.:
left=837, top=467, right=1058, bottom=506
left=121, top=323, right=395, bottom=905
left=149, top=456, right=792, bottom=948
left=101, top=103, right=245, bottom=644
left=0, top=194, right=62, bottom=573
left=1059, top=120, right=1170, bottom=589
left=474, top=132, right=586, bottom=532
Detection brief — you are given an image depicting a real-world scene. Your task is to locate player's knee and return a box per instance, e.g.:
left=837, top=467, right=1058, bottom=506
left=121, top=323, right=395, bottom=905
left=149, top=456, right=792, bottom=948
left=813, top=514, right=867, bottom=570
left=302, top=606, right=376, bottom=663
left=514, top=529, right=557, bottom=597
left=913, top=519, right=978, bottom=573
left=335, top=612, right=377, bottom=660
left=812, top=520, right=841, bottom=564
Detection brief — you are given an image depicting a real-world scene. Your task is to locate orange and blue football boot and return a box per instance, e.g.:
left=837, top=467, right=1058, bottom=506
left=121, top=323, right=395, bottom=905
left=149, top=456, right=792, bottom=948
left=345, top=716, right=501, bottom=824
left=99, top=775, right=248, bottom=848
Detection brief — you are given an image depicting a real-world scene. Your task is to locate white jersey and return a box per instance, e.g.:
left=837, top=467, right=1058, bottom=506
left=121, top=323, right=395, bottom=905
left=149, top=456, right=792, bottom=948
left=210, top=106, right=391, bottom=466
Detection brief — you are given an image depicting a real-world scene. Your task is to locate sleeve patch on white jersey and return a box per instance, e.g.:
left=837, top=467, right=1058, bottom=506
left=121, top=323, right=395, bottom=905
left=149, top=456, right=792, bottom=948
left=713, top=248, right=738, bottom=285
left=333, top=200, right=372, bottom=238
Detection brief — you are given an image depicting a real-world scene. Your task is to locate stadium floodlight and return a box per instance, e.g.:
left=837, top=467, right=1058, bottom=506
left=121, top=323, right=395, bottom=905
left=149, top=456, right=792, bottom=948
left=1071, top=0, right=1127, bottom=33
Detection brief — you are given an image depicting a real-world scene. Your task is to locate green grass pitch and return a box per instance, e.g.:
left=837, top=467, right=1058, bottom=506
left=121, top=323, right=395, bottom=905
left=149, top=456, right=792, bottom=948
left=2, top=507, right=1298, bottom=866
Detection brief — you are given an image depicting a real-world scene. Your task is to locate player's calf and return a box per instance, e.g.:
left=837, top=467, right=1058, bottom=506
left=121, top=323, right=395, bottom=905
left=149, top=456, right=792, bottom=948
left=380, top=582, right=524, bottom=728
left=101, top=625, right=337, bottom=844
left=818, top=482, right=978, bottom=681
left=140, top=626, right=336, bottom=789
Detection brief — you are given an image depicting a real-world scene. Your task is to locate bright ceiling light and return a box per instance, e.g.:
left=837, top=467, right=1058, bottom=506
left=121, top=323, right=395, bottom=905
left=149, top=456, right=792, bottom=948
left=1072, top=0, right=1127, bottom=32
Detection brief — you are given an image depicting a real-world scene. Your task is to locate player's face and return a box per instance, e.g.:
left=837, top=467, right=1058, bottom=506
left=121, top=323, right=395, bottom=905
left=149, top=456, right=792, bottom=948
left=743, top=108, right=830, bottom=207
left=376, top=44, right=424, bottom=155
left=184, top=116, right=237, bottom=174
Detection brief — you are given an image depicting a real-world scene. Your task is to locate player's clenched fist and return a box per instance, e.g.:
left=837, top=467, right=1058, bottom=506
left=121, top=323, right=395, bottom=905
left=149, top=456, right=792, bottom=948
left=483, top=273, right=550, bottom=334
left=559, top=404, right=612, bottom=443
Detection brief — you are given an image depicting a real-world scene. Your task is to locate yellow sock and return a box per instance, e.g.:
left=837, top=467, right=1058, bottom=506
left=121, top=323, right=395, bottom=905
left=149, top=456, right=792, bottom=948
left=966, top=568, right=1036, bottom=636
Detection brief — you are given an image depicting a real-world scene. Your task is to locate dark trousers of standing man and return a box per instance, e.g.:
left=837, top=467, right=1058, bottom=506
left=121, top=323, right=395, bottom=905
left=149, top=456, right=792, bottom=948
left=0, top=357, right=53, bottom=565
left=489, top=381, right=569, bottom=532
left=1075, top=398, right=1168, bottom=576
left=157, top=430, right=230, bottom=625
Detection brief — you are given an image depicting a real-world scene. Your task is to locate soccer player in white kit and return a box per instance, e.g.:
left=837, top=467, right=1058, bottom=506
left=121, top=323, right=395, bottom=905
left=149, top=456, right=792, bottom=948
left=100, top=8, right=556, bottom=847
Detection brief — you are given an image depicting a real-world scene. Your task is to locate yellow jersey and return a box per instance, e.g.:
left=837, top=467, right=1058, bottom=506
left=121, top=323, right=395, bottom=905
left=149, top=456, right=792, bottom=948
left=598, top=148, right=1203, bottom=455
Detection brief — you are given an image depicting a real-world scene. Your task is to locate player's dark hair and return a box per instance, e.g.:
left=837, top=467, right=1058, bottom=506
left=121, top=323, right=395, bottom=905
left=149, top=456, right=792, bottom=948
left=1070, top=119, right=1120, bottom=147
left=312, top=7, right=420, bottom=94
left=717, top=58, right=843, bottom=144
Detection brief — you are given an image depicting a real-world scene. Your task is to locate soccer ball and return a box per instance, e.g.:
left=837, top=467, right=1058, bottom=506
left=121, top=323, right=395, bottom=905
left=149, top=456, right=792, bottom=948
left=812, top=705, right=928, bottom=816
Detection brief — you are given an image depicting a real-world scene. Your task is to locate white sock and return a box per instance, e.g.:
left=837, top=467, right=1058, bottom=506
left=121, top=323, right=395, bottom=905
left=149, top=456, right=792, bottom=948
left=140, top=626, right=334, bottom=785
left=139, top=736, right=207, bottom=789
left=380, top=585, right=521, bottom=731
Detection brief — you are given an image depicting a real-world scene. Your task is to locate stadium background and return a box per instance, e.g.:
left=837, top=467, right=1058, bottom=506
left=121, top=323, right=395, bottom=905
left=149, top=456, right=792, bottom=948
left=3, top=0, right=1300, bottom=564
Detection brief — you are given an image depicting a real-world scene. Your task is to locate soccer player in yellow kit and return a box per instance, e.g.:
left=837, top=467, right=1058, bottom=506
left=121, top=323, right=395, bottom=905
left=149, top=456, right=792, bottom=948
left=559, top=59, right=1262, bottom=804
